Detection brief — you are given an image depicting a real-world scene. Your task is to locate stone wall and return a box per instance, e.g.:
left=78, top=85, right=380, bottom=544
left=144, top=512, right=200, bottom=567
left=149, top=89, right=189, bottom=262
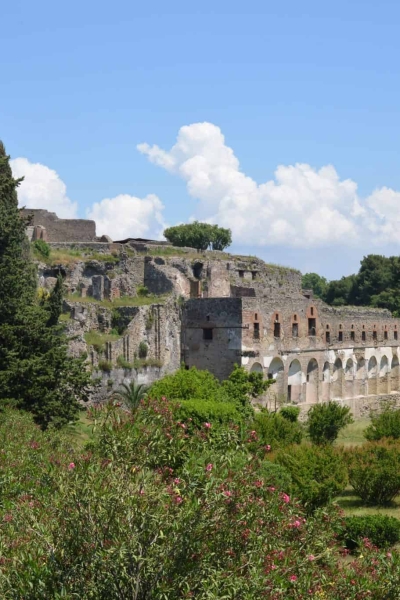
left=23, top=209, right=96, bottom=242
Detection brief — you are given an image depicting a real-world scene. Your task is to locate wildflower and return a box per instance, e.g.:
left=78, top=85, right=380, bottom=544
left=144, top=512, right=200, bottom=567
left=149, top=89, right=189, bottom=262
left=223, top=490, right=232, bottom=497
left=175, top=496, right=183, bottom=504
left=281, top=492, right=290, bottom=504
left=292, top=520, right=301, bottom=528
left=174, top=477, right=181, bottom=484
left=289, top=575, right=297, bottom=582
left=206, top=463, right=213, bottom=472
left=68, top=462, right=75, bottom=470
left=204, top=422, right=211, bottom=429
left=268, top=486, right=276, bottom=492
left=387, top=552, right=392, bottom=558
left=308, top=554, right=315, bottom=561
left=265, top=444, right=271, bottom=451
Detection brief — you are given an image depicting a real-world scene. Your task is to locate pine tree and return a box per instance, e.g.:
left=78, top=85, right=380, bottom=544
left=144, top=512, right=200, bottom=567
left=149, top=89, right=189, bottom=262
left=0, top=141, right=92, bottom=428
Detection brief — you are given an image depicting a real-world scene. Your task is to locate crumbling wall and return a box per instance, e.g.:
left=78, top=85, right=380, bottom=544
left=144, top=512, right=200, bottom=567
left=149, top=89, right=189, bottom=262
left=22, top=209, right=96, bottom=242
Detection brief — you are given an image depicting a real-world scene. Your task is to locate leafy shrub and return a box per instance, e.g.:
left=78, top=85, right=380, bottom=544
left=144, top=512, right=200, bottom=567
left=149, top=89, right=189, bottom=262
left=274, top=444, right=348, bottom=512
left=253, top=410, right=303, bottom=447
left=138, top=341, right=148, bottom=358
left=307, top=401, right=353, bottom=445
left=175, top=398, right=242, bottom=428
left=342, top=515, right=400, bottom=550
left=32, top=239, right=51, bottom=258
left=98, top=359, right=112, bottom=372
left=150, top=366, right=221, bottom=401
left=116, top=355, right=133, bottom=369
left=137, top=285, right=149, bottom=297
left=280, top=406, right=301, bottom=422
left=364, top=405, right=400, bottom=441
left=345, top=441, right=400, bottom=505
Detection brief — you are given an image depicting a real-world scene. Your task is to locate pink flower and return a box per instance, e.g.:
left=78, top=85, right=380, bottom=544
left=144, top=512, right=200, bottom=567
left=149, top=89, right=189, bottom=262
left=265, top=444, right=271, bottom=452
left=175, top=496, right=183, bottom=504
left=68, top=462, right=75, bottom=470
left=204, top=422, right=211, bottom=429
left=387, top=552, right=392, bottom=558
left=289, top=575, right=297, bottom=582
left=223, top=490, right=232, bottom=497
left=206, top=463, right=213, bottom=472
left=174, top=478, right=181, bottom=484
left=308, top=554, right=315, bottom=561
left=268, top=486, right=276, bottom=492
left=281, top=492, right=290, bottom=504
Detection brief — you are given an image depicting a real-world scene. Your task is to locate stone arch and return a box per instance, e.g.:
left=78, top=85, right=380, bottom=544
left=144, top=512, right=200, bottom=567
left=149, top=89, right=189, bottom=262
left=355, top=358, right=366, bottom=397
left=391, top=356, right=400, bottom=392
left=267, top=357, right=285, bottom=403
left=288, top=359, right=303, bottom=404
left=332, top=358, right=343, bottom=399
left=306, top=358, right=319, bottom=404
left=368, top=356, right=378, bottom=395
left=345, top=358, right=354, bottom=399
left=379, top=355, right=389, bottom=394
left=250, top=362, right=263, bottom=373
left=322, top=361, right=330, bottom=402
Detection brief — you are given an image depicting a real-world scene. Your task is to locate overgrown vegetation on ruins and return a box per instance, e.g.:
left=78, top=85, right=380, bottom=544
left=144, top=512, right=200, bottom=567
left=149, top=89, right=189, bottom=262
left=0, top=141, right=92, bottom=428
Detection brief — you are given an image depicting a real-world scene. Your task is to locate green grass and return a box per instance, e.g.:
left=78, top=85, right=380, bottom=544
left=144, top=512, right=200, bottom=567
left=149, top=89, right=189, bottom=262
left=59, top=313, right=71, bottom=322
left=335, top=488, right=400, bottom=519
left=336, top=418, right=370, bottom=446
left=66, top=293, right=168, bottom=308
left=32, top=245, right=120, bottom=267
left=84, top=330, right=122, bottom=352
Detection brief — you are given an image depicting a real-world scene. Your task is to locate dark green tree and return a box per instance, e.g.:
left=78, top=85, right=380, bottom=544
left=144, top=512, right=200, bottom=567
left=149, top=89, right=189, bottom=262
left=163, top=222, right=232, bottom=251
left=301, top=273, right=328, bottom=299
left=0, top=141, right=92, bottom=429
left=45, top=274, right=64, bottom=327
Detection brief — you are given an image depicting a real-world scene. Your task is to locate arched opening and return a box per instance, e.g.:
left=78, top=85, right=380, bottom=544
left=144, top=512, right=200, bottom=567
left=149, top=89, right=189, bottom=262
left=267, top=357, right=285, bottom=405
left=332, top=358, right=343, bottom=399
left=345, top=358, right=354, bottom=399
left=355, top=358, right=366, bottom=397
left=306, top=358, right=319, bottom=403
left=379, top=356, right=389, bottom=394
left=391, top=356, right=400, bottom=392
left=368, top=356, right=378, bottom=395
left=250, top=362, right=263, bottom=373
left=288, top=359, right=303, bottom=404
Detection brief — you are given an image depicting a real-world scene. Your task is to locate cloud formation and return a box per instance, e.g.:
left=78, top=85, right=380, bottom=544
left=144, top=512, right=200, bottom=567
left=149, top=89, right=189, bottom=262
left=138, top=122, right=400, bottom=248
left=11, top=158, right=78, bottom=218
left=87, top=194, right=165, bottom=240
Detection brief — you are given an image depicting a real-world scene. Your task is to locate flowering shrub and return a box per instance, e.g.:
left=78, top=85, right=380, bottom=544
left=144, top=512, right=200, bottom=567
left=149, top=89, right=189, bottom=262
left=1, top=405, right=400, bottom=598
left=345, top=441, right=400, bottom=505
left=273, top=443, right=348, bottom=513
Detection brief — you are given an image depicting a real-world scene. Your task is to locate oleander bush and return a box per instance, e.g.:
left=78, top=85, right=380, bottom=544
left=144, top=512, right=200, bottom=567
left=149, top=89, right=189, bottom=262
left=345, top=440, right=400, bottom=505
left=1, top=405, right=400, bottom=599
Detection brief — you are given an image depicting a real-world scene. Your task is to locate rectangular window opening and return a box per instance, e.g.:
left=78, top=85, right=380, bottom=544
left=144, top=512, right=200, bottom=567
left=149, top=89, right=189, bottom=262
left=395, top=331, right=398, bottom=341
left=384, top=331, right=388, bottom=340
left=287, top=385, right=292, bottom=402
left=325, top=331, right=330, bottom=343
left=362, top=331, right=366, bottom=341
left=338, top=331, right=343, bottom=342
left=238, top=270, right=244, bottom=278
left=254, top=322, right=260, bottom=340
left=203, top=328, right=213, bottom=341
left=350, top=331, right=355, bottom=341
left=308, top=318, right=316, bottom=336
left=373, top=331, right=377, bottom=341
left=292, top=323, right=299, bottom=338
left=273, top=322, right=280, bottom=338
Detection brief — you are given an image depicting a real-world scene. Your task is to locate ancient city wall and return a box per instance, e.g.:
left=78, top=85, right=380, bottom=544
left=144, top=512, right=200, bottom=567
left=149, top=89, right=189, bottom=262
left=23, top=209, right=96, bottom=242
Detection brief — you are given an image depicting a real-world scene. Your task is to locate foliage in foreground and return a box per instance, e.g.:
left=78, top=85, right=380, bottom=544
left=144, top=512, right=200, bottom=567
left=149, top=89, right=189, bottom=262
left=1, top=406, right=400, bottom=599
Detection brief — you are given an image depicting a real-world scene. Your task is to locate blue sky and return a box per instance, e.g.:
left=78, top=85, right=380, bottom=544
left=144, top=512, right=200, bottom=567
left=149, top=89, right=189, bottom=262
left=2, top=0, right=400, bottom=278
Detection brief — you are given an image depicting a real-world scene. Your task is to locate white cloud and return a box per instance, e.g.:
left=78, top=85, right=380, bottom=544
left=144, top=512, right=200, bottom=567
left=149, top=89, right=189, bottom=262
left=138, top=121, right=400, bottom=248
left=87, top=194, right=166, bottom=240
left=11, top=157, right=77, bottom=218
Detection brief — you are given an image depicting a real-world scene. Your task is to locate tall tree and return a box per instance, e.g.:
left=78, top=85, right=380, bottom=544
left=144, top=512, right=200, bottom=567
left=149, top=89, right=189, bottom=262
left=0, top=141, right=92, bottom=428
left=164, top=222, right=232, bottom=252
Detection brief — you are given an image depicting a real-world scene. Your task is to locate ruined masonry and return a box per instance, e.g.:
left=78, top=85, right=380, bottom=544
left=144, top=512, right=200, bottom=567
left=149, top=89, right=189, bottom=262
left=31, top=209, right=400, bottom=414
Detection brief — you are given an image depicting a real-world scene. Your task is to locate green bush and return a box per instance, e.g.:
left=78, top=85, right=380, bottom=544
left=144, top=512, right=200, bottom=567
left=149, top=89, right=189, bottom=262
left=307, top=401, right=353, bottom=445
left=253, top=410, right=303, bottom=447
left=342, top=515, right=400, bottom=550
left=138, top=341, right=148, bottom=359
left=346, top=441, right=400, bottom=505
left=279, top=406, right=301, bottom=422
left=274, top=444, right=348, bottom=512
left=98, top=359, right=112, bottom=373
left=175, top=398, right=242, bottom=429
left=32, top=239, right=51, bottom=258
left=150, top=366, right=221, bottom=401
left=364, top=405, right=400, bottom=441
left=137, top=285, right=149, bottom=297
